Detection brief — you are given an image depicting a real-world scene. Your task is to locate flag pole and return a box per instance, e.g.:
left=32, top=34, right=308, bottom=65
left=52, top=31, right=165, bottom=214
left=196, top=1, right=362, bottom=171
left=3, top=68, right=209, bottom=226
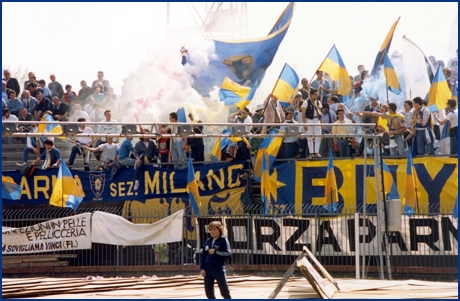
left=413, top=158, right=420, bottom=214
left=263, top=63, right=288, bottom=134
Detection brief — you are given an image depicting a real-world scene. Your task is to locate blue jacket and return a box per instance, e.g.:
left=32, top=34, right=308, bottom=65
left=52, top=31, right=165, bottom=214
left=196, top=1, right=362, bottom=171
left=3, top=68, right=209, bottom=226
left=39, top=147, right=61, bottom=165
left=118, top=139, right=134, bottom=160
left=7, top=98, right=23, bottom=116
left=200, top=235, right=231, bottom=270
left=22, top=97, right=37, bottom=114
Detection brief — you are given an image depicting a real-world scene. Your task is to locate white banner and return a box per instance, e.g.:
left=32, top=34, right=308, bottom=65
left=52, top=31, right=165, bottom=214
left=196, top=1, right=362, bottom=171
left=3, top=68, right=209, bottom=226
left=91, top=209, right=184, bottom=246
left=2, top=210, right=185, bottom=254
left=198, top=215, right=458, bottom=256
left=2, top=213, right=92, bottom=254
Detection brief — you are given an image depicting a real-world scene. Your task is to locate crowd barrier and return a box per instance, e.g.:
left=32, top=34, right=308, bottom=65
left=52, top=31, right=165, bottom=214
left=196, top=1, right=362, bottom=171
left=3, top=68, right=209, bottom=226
left=2, top=203, right=457, bottom=276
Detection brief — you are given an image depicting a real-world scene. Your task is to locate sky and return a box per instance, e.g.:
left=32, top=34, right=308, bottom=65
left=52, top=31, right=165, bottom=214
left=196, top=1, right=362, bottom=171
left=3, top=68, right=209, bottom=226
left=2, top=2, right=457, bottom=122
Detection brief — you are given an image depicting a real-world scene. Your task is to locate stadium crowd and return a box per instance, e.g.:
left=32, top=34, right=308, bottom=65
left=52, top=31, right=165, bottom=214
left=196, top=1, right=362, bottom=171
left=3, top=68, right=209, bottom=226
left=2, top=58, right=458, bottom=176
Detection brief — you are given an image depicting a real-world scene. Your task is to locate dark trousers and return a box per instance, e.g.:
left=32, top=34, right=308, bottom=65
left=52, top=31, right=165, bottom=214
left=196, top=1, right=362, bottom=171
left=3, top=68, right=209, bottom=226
left=159, top=153, right=172, bottom=169
left=190, top=139, right=205, bottom=164
left=280, top=141, right=298, bottom=159
left=22, top=147, right=45, bottom=163
left=337, top=138, right=350, bottom=157
left=94, top=140, right=104, bottom=160
left=450, top=126, right=458, bottom=155
left=204, top=264, right=231, bottom=299
left=404, top=131, right=413, bottom=150
left=319, top=137, right=334, bottom=157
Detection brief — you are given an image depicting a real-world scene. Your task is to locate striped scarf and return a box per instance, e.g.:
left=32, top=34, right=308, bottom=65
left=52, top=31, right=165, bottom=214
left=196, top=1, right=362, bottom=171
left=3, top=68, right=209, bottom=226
left=42, top=147, right=54, bottom=170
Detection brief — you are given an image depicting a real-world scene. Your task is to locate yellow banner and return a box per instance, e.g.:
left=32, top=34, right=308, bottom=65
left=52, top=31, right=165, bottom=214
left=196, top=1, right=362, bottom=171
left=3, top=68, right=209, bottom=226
left=294, top=157, right=458, bottom=214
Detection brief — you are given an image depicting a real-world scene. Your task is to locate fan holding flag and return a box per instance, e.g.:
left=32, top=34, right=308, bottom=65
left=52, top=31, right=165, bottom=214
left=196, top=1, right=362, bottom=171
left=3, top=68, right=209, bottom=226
left=433, top=98, right=458, bottom=155
left=315, top=45, right=352, bottom=104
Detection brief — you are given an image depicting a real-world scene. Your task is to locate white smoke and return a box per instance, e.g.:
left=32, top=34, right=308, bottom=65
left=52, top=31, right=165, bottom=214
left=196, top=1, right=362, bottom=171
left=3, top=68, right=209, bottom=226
left=120, top=33, right=228, bottom=124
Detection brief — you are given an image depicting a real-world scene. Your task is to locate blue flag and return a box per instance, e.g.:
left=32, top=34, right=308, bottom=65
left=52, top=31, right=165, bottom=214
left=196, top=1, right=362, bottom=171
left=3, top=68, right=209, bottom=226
left=383, top=52, right=401, bottom=94
left=2, top=175, right=21, bottom=200
left=273, top=63, right=299, bottom=108
left=318, top=45, right=351, bottom=96
left=219, top=78, right=259, bottom=109
left=381, top=158, right=400, bottom=200
left=324, top=149, right=339, bottom=213
left=260, top=151, right=271, bottom=214
left=176, top=107, right=187, bottom=123
left=189, top=3, right=295, bottom=98
left=371, top=17, right=400, bottom=76
left=186, top=154, right=201, bottom=215
left=403, top=149, right=417, bottom=216
left=49, top=161, right=85, bottom=211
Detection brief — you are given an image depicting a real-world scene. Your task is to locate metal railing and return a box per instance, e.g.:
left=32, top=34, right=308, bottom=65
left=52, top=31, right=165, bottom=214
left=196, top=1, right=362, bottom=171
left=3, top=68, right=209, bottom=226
left=3, top=203, right=457, bottom=275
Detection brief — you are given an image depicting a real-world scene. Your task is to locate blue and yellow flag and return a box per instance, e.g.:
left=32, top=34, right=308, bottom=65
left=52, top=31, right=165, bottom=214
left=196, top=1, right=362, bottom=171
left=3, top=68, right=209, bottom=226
left=272, top=63, right=299, bottom=108
left=219, top=78, right=259, bottom=109
left=2, top=175, right=21, bottom=200
left=317, top=45, right=351, bottom=96
left=211, top=129, right=250, bottom=161
left=49, top=161, right=85, bottom=210
left=383, top=52, right=401, bottom=94
left=254, top=128, right=283, bottom=180
left=371, top=17, right=400, bottom=76
left=190, top=3, right=295, bottom=98
left=324, top=149, right=339, bottom=213
left=37, top=113, right=63, bottom=135
left=380, top=157, right=400, bottom=200
left=211, top=136, right=224, bottom=161
left=260, top=151, right=271, bottom=214
left=427, top=65, right=453, bottom=113
left=186, top=154, right=201, bottom=215
left=403, top=149, right=418, bottom=216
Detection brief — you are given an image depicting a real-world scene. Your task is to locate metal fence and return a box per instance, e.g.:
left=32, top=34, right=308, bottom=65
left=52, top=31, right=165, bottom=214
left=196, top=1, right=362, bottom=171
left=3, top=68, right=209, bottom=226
left=2, top=203, right=457, bottom=276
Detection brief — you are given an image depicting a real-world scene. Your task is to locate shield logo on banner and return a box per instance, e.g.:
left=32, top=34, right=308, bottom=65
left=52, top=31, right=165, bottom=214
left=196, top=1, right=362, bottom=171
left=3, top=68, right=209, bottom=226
left=89, top=172, right=105, bottom=199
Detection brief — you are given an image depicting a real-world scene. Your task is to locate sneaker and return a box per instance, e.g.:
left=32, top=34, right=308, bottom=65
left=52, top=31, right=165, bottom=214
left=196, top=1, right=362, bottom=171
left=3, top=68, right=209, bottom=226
left=314, top=153, right=322, bottom=158
left=134, top=180, right=139, bottom=191
left=16, top=162, right=26, bottom=167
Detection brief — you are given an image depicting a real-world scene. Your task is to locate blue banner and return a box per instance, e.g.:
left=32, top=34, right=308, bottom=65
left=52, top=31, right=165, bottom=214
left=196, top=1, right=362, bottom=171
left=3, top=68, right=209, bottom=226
left=3, top=158, right=457, bottom=216
left=3, top=162, right=246, bottom=205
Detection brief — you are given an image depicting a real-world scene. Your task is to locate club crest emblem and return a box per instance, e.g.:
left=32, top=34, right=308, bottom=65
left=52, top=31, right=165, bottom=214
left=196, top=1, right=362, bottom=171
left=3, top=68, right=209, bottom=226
left=89, top=172, right=105, bottom=199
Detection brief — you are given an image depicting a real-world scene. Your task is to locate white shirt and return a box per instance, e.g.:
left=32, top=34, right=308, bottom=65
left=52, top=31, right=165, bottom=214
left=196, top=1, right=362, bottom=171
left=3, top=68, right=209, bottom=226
left=69, top=110, right=90, bottom=122
left=99, top=143, right=120, bottom=162
left=404, top=108, right=415, bottom=129
left=233, top=115, right=253, bottom=133
left=98, top=119, right=120, bottom=142
left=76, top=127, right=94, bottom=145
left=165, top=124, right=183, bottom=143
left=280, top=118, right=302, bottom=143
left=2, top=114, right=18, bottom=122
left=446, top=109, right=458, bottom=128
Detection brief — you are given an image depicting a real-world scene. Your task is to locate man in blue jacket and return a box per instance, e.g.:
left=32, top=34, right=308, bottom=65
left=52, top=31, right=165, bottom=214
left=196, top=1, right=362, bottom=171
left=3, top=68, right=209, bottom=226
left=200, top=221, right=232, bottom=299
